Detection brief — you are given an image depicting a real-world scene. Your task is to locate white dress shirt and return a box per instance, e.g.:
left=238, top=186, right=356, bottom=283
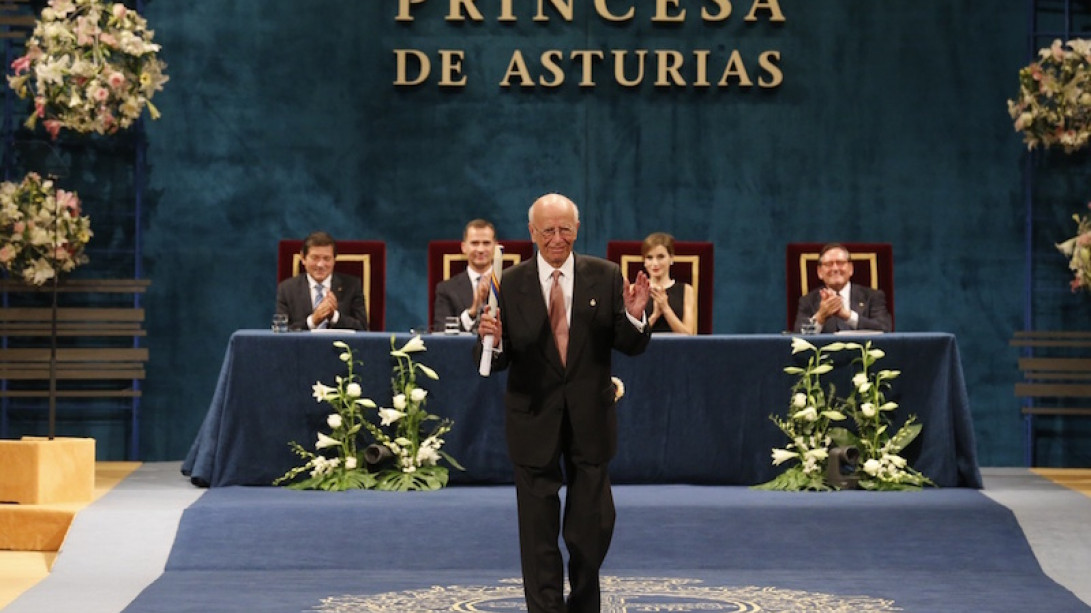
left=460, top=268, right=489, bottom=331
left=840, top=282, right=859, bottom=329
left=535, top=253, right=644, bottom=330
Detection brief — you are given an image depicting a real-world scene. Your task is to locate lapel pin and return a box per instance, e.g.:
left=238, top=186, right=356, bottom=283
left=590, top=299, right=597, bottom=307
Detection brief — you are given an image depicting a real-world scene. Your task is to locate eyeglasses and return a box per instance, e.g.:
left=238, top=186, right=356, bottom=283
left=820, top=259, right=850, bottom=268
left=534, top=225, right=576, bottom=240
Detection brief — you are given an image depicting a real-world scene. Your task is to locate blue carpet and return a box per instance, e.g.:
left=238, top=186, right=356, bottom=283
left=123, top=485, right=1089, bottom=612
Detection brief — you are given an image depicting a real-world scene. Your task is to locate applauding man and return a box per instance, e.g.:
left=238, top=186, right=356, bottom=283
left=275, top=231, right=368, bottom=331
left=477, top=193, right=651, bottom=613
left=432, top=219, right=497, bottom=333
left=793, top=243, right=891, bottom=333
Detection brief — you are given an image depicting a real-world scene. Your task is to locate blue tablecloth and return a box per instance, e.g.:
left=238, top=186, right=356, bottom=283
left=182, top=331, right=982, bottom=488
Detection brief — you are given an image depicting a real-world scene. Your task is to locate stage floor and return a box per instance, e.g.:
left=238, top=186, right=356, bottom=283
left=2, top=464, right=1090, bottom=612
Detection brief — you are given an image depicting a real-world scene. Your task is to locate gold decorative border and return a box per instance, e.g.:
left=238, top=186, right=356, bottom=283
left=442, top=252, right=523, bottom=281
left=620, top=254, right=700, bottom=300
left=799, top=253, right=878, bottom=295
left=293, top=253, right=373, bottom=310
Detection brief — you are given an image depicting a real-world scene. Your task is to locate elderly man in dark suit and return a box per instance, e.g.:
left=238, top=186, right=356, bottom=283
left=275, top=231, right=368, bottom=331
left=793, top=242, right=892, bottom=333
left=476, top=193, right=651, bottom=613
left=432, top=219, right=496, bottom=333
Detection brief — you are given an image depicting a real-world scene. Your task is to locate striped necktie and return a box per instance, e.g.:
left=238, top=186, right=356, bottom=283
left=314, top=284, right=326, bottom=329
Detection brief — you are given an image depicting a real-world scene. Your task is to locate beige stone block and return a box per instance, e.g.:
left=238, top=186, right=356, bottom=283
left=0, top=437, right=95, bottom=505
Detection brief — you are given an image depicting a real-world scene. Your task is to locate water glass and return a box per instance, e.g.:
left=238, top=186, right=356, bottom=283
left=444, top=316, right=460, bottom=335
left=272, top=313, right=289, bottom=333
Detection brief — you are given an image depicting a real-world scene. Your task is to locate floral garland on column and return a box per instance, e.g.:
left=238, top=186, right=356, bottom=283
left=1008, top=38, right=1091, bottom=153
left=0, top=172, right=91, bottom=285
left=6, top=0, right=169, bottom=140
left=1007, top=39, right=1091, bottom=291
left=1056, top=203, right=1091, bottom=293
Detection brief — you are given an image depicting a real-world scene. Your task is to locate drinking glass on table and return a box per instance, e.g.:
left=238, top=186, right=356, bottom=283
left=272, top=313, right=289, bottom=333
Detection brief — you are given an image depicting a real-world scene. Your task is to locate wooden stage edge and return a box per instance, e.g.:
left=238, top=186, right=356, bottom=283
left=1032, top=468, right=1091, bottom=499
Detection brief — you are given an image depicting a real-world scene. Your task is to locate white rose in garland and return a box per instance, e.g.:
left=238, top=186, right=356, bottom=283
left=6, top=0, right=169, bottom=139
left=0, top=172, right=92, bottom=285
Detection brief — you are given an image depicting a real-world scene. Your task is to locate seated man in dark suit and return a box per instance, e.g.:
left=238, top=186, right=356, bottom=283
left=793, top=242, right=891, bottom=333
left=432, top=219, right=496, bottom=333
left=276, top=231, right=368, bottom=331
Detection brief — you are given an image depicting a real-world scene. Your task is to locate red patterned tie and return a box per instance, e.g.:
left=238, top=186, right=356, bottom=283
left=549, top=270, right=568, bottom=366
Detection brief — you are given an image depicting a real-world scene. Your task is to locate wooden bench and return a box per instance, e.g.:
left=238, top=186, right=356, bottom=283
left=1011, top=330, right=1091, bottom=466
left=1, top=279, right=149, bottom=459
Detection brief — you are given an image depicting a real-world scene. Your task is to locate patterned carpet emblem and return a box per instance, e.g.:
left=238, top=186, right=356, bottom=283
left=309, top=577, right=901, bottom=612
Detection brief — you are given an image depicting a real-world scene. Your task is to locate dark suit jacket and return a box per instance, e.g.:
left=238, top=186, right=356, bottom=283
left=275, top=272, right=368, bottom=331
left=478, top=254, right=651, bottom=467
left=793, top=284, right=891, bottom=333
left=433, top=269, right=476, bottom=332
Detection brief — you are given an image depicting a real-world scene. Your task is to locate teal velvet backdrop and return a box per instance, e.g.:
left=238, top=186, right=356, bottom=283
left=22, top=1, right=1069, bottom=467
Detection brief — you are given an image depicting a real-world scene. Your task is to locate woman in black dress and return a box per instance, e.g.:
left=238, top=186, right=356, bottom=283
left=641, top=232, right=696, bottom=334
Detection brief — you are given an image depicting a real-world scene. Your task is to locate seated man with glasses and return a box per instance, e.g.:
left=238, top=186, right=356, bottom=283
left=793, top=242, right=892, bottom=333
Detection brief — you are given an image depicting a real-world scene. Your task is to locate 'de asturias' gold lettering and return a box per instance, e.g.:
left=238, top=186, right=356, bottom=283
left=498, top=48, right=783, bottom=89
left=394, top=49, right=467, bottom=86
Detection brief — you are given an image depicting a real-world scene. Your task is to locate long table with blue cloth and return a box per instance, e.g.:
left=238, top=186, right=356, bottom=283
left=182, top=331, right=983, bottom=489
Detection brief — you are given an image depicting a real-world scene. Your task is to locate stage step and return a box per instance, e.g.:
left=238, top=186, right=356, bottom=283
left=0, top=461, right=140, bottom=552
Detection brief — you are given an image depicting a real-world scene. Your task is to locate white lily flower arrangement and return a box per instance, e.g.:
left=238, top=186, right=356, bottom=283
left=274, top=336, right=462, bottom=492
left=6, top=0, right=169, bottom=139
left=0, top=172, right=91, bottom=285
left=361, top=334, right=463, bottom=491
left=755, top=337, right=933, bottom=491
left=274, top=340, right=377, bottom=491
left=830, top=340, right=933, bottom=491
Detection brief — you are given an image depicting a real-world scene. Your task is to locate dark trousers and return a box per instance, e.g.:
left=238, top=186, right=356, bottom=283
left=513, top=452, right=615, bottom=613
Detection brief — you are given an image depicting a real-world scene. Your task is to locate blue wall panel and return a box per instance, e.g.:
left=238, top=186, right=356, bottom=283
left=113, top=1, right=1050, bottom=466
